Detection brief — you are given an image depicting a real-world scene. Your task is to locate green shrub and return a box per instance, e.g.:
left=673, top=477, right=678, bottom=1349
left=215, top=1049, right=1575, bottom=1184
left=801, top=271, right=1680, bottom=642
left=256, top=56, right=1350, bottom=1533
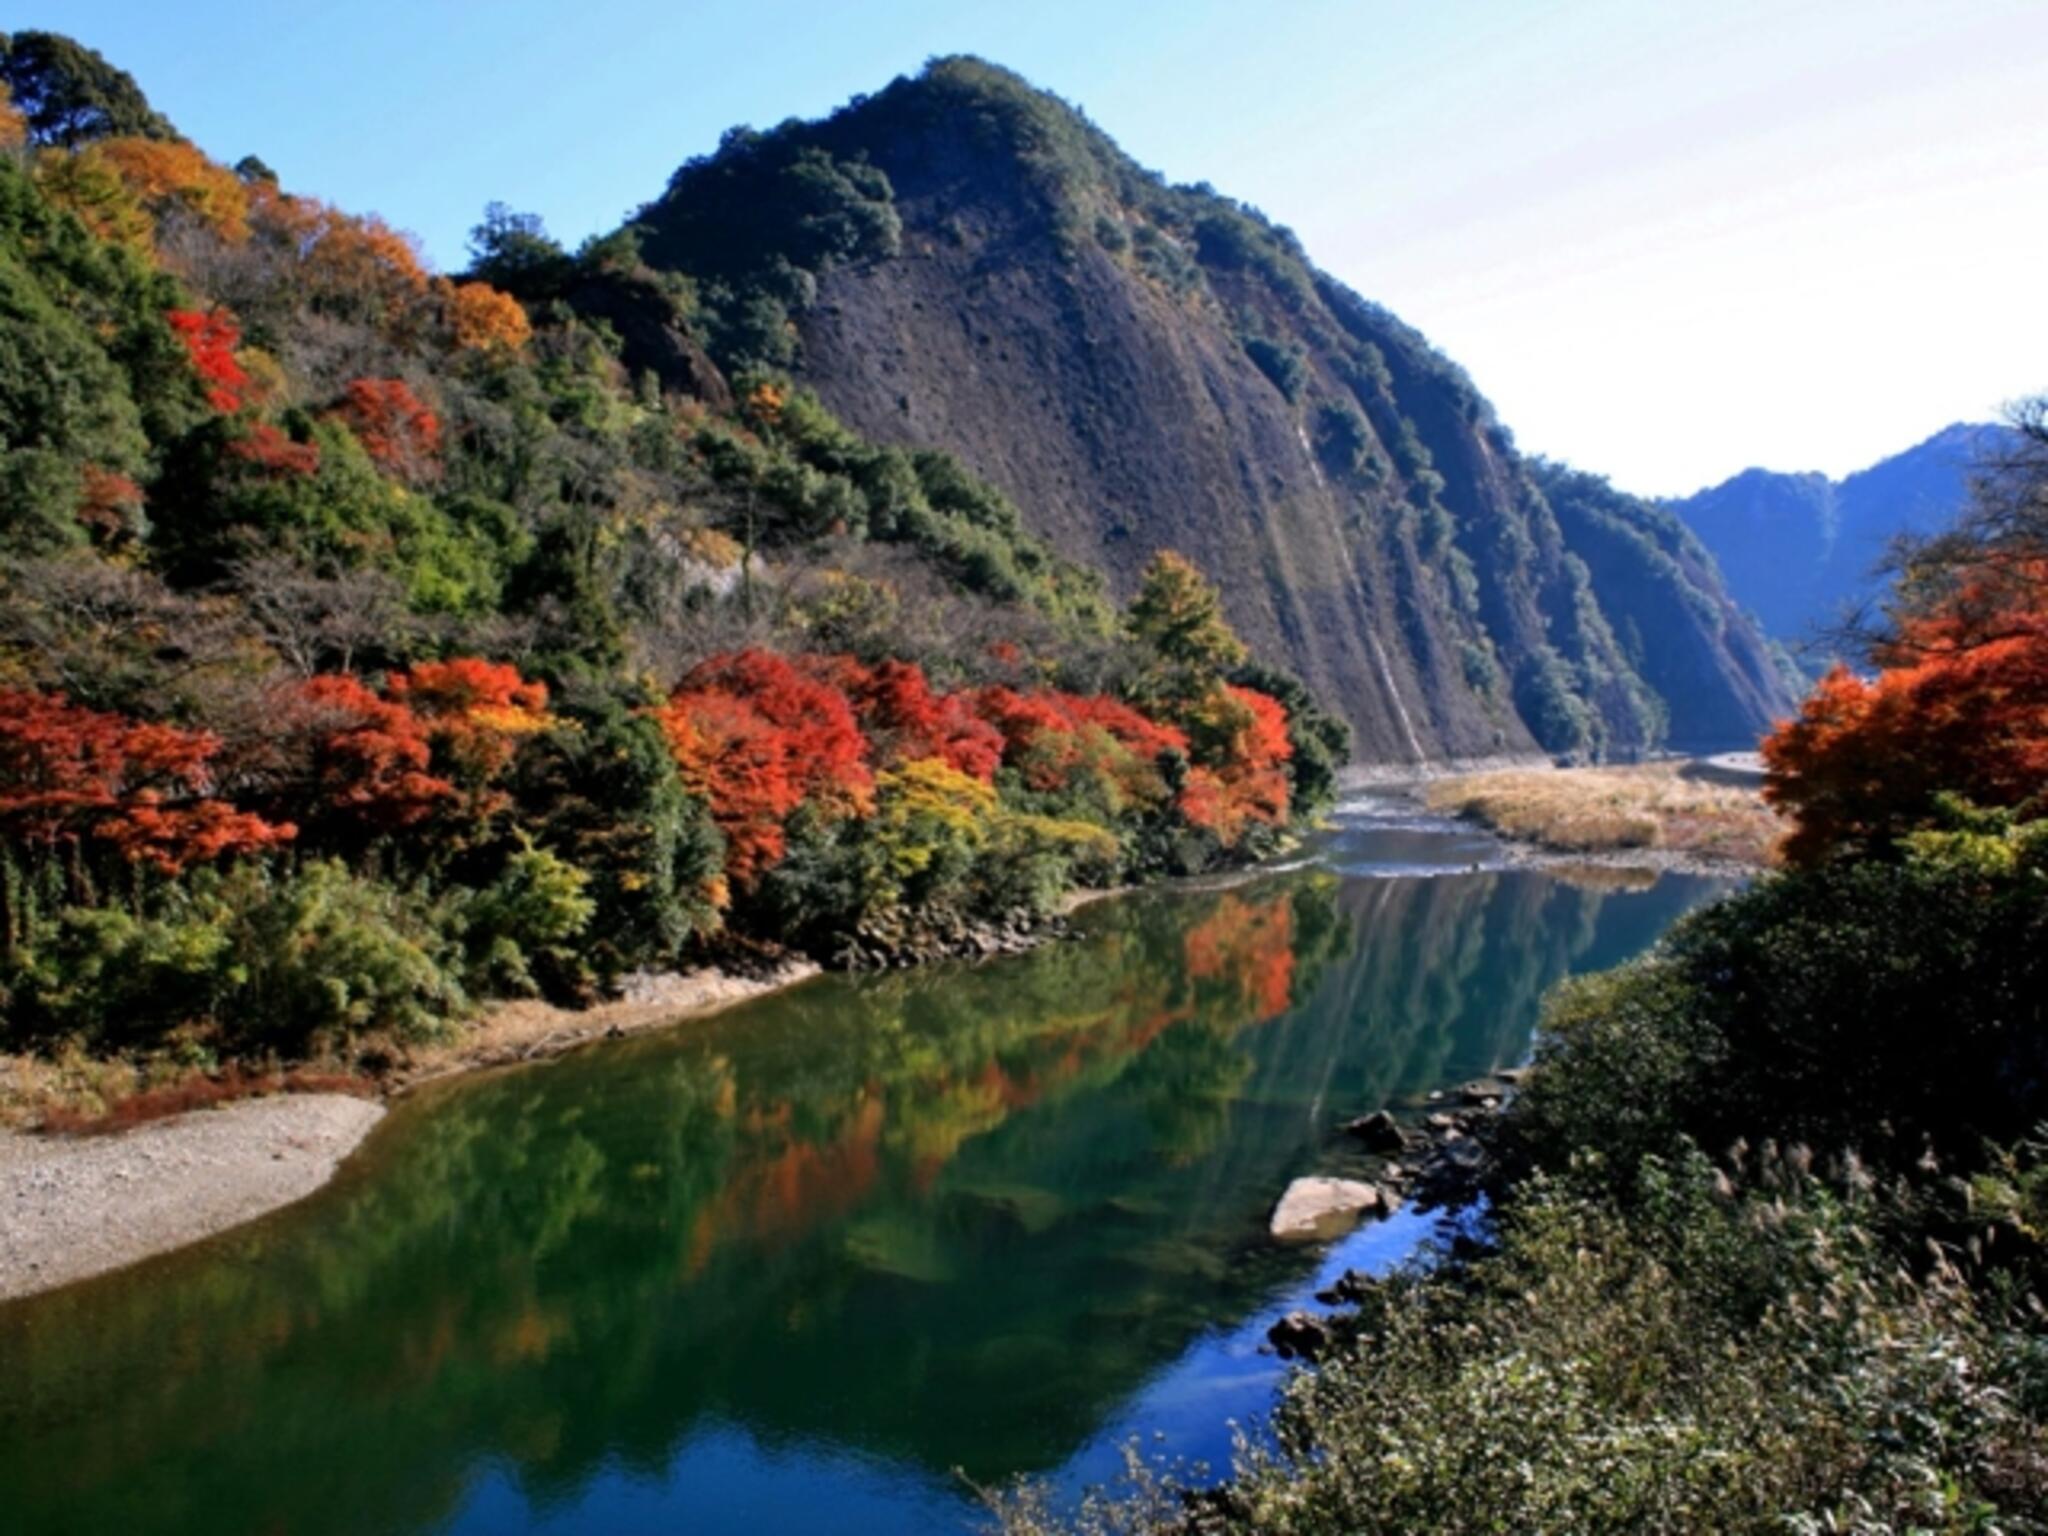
left=456, top=844, right=596, bottom=1000
left=224, top=860, right=468, bottom=1051
left=1241, top=334, right=1307, bottom=401
left=1509, top=813, right=2048, bottom=1188
left=994, top=1153, right=2042, bottom=1534
left=2, top=860, right=468, bottom=1056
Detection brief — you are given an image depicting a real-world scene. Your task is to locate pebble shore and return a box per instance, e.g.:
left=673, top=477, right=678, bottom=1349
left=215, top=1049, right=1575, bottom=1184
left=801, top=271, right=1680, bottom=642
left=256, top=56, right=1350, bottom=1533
left=0, top=1094, right=384, bottom=1303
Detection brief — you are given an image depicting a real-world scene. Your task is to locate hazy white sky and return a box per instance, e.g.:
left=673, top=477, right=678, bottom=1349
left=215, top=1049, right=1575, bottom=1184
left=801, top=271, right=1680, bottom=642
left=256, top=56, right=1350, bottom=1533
left=43, top=0, right=2048, bottom=495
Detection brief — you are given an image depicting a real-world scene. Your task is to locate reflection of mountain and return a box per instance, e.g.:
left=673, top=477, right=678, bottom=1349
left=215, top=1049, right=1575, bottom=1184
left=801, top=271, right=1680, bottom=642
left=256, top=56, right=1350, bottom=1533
left=0, top=866, right=1720, bottom=1536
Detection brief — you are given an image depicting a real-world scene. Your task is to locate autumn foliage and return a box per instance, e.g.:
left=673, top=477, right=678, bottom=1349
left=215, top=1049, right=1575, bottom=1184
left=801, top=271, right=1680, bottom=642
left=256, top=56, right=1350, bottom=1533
left=805, top=655, right=1004, bottom=780
left=1764, top=568, right=2048, bottom=864
left=1177, top=684, right=1293, bottom=846
left=74, top=465, right=144, bottom=542
left=0, top=82, right=24, bottom=151
left=167, top=306, right=249, bottom=412
left=385, top=658, right=551, bottom=778
left=443, top=279, right=531, bottom=355
left=653, top=648, right=1300, bottom=889
left=329, top=377, right=442, bottom=482
left=283, top=659, right=552, bottom=834
left=655, top=650, right=874, bottom=883
left=227, top=420, right=320, bottom=477
left=0, top=689, right=294, bottom=877
left=84, top=136, right=250, bottom=244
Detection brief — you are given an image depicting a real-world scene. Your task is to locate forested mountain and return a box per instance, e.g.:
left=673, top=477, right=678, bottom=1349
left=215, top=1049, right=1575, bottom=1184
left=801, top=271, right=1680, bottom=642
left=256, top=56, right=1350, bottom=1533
left=613, top=57, right=1796, bottom=758
left=1667, top=422, right=2016, bottom=650
left=0, top=30, right=1359, bottom=1057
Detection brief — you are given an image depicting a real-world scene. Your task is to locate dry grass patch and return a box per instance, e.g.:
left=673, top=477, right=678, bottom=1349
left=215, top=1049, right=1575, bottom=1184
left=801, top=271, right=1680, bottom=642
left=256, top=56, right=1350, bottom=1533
left=1425, top=762, right=1780, bottom=867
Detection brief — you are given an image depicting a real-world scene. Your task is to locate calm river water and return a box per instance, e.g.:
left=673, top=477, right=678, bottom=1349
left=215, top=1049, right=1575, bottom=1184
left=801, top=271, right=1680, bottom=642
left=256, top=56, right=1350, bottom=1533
left=0, top=797, right=1727, bottom=1535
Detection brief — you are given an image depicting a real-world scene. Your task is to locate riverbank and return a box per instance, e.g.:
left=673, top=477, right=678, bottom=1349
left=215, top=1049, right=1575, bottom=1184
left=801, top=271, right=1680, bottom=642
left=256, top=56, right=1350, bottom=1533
left=0, top=957, right=824, bottom=1303
left=1421, top=760, right=1780, bottom=872
left=0, top=1093, right=385, bottom=1302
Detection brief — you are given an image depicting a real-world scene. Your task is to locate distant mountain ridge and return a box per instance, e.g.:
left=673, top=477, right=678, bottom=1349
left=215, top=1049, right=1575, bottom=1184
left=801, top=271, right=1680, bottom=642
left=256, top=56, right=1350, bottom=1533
left=616, top=57, right=1797, bottom=759
left=1666, top=423, right=2016, bottom=651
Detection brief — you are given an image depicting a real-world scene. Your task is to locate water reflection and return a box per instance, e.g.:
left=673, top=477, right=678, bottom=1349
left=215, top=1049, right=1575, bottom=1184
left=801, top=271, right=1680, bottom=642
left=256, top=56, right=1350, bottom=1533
left=0, top=811, right=1724, bottom=1536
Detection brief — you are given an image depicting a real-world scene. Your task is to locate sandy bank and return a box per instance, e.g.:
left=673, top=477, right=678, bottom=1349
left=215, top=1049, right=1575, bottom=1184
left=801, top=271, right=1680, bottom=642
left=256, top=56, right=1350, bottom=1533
left=392, top=960, right=822, bottom=1091
left=0, top=1093, right=385, bottom=1303
left=0, top=960, right=823, bottom=1303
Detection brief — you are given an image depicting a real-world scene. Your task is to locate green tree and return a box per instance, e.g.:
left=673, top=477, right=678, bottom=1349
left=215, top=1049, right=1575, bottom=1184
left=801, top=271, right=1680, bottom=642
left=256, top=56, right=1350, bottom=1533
left=1127, top=549, right=1248, bottom=691
left=0, top=31, right=177, bottom=147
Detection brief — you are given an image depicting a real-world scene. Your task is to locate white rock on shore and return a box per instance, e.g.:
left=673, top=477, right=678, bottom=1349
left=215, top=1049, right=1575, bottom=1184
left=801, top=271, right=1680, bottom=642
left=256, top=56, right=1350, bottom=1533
left=1270, top=1176, right=1384, bottom=1242
left=0, top=1093, right=384, bottom=1303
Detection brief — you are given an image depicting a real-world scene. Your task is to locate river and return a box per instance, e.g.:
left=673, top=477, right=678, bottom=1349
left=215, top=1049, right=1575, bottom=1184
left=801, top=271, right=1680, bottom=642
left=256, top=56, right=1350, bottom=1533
left=0, top=796, right=1729, bottom=1535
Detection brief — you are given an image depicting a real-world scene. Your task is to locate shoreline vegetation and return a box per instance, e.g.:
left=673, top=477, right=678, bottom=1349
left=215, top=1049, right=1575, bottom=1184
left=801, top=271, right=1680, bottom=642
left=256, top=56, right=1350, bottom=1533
left=1421, top=758, right=1781, bottom=871
left=995, top=412, right=2048, bottom=1530
left=0, top=864, right=1245, bottom=1303
left=0, top=27, right=1354, bottom=1281
left=0, top=956, right=819, bottom=1303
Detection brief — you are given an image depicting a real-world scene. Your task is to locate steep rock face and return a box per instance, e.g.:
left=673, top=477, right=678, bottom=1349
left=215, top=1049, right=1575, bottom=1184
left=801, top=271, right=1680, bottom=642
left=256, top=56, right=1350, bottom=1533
left=633, top=58, right=1796, bottom=760
left=1537, top=465, right=1796, bottom=747
left=1669, top=423, right=2014, bottom=648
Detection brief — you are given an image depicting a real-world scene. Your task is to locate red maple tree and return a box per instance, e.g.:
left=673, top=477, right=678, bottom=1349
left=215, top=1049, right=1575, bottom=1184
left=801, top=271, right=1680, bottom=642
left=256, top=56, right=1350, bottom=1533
left=1763, top=563, right=2048, bottom=863
left=167, top=307, right=250, bottom=413
left=654, top=650, right=874, bottom=884
left=330, top=378, right=443, bottom=482
left=227, top=421, right=321, bottom=477
left=0, top=690, right=294, bottom=878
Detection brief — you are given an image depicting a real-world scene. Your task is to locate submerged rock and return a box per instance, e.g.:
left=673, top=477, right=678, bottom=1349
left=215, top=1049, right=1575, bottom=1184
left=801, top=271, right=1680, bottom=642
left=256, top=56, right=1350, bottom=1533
left=1342, top=1110, right=1406, bottom=1153
left=1269, top=1177, right=1384, bottom=1242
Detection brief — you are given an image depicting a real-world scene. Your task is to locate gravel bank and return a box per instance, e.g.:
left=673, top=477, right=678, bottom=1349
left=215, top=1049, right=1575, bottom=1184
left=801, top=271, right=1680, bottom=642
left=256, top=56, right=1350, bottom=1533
left=0, top=1093, right=384, bottom=1303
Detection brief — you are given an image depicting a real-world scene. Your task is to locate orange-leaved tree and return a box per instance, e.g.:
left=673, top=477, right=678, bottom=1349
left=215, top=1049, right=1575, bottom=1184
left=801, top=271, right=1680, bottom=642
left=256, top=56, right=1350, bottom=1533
left=82, top=136, right=251, bottom=245
left=384, top=658, right=552, bottom=781
left=654, top=650, right=874, bottom=885
left=0, top=690, right=294, bottom=892
left=1763, top=559, right=2048, bottom=864
left=329, top=378, right=442, bottom=483
left=288, top=674, right=455, bottom=836
left=441, top=279, right=532, bottom=356
left=1178, top=684, right=1293, bottom=847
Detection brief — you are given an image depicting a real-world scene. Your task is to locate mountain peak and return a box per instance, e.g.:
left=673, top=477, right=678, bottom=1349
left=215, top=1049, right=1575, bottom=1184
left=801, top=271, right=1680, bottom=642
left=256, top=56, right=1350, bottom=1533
left=621, top=62, right=1795, bottom=758
left=1670, top=420, right=2018, bottom=646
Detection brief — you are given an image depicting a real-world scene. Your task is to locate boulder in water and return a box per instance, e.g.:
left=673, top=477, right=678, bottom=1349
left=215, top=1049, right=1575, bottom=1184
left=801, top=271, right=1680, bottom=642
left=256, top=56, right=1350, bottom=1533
left=1270, top=1177, right=1384, bottom=1242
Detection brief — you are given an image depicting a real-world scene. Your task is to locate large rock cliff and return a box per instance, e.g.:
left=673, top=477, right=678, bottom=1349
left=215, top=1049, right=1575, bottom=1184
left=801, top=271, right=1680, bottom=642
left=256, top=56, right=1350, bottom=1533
left=630, top=57, right=1796, bottom=760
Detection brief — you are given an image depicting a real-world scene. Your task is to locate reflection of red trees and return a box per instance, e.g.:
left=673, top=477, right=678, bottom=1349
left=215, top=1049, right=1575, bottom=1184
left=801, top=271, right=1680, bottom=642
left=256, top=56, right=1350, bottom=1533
left=683, top=1095, right=885, bottom=1275
left=672, top=893, right=1305, bottom=1274
left=1184, top=892, right=1295, bottom=1022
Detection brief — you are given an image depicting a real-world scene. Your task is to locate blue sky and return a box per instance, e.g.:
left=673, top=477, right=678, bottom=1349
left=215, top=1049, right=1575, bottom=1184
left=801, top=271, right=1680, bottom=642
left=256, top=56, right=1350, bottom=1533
left=22, top=0, right=2048, bottom=494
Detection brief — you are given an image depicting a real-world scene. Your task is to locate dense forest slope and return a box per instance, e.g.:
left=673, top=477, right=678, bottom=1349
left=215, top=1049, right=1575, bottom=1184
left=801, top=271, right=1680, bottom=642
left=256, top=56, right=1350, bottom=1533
left=625, top=58, right=1796, bottom=758
left=0, top=30, right=1365, bottom=1076
left=1667, top=422, right=2015, bottom=649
